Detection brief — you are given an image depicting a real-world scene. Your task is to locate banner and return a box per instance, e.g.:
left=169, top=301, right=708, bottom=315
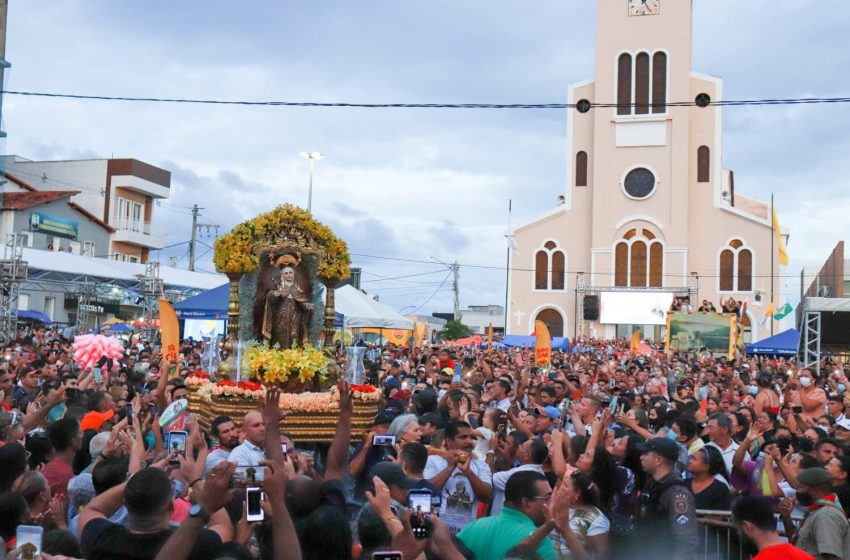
left=30, top=212, right=79, bottom=240
left=159, top=300, right=180, bottom=379
left=534, top=320, right=551, bottom=367
left=666, top=312, right=736, bottom=356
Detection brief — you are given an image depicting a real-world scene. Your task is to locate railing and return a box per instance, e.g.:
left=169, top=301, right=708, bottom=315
left=695, top=510, right=802, bottom=560
left=112, top=217, right=163, bottom=238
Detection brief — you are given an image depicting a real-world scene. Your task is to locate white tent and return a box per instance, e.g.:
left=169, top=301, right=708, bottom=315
left=335, top=285, right=413, bottom=330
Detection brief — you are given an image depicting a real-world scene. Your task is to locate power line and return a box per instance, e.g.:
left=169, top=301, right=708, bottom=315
left=361, top=269, right=447, bottom=284
left=4, top=89, right=850, bottom=110
left=406, top=272, right=453, bottom=315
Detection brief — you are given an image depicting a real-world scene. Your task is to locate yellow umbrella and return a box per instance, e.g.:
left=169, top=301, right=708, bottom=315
left=102, top=317, right=124, bottom=325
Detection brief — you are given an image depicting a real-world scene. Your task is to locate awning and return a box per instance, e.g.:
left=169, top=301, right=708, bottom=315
left=746, top=328, right=800, bottom=356
left=18, top=310, right=53, bottom=324
left=336, top=285, right=413, bottom=330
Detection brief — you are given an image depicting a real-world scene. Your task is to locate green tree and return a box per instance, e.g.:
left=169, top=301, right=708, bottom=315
left=440, top=320, right=473, bottom=341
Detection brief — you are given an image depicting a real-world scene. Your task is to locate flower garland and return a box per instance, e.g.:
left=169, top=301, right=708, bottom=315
left=185, top=371, right=211, bottom=388
left=244, top=343, right=330, bottom=385
left=198, top=380, right=266, bottom=401
left=213, top=203, right=351, bottom=281
left=335, top=384, right=381, bottom=402
left=278, top=384, right=380, bottom=412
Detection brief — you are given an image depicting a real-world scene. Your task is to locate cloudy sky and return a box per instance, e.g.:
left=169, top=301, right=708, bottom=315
left=2, top=0, right=849, bottom=319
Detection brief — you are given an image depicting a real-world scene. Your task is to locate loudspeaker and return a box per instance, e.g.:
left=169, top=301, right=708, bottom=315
left=583, top=295, right=599, bottom=321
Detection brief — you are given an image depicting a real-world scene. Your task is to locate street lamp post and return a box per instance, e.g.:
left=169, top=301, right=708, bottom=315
left=299, top=151, right=324, bottom=212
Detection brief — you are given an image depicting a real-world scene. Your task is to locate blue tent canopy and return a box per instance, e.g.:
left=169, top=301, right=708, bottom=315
left=745, top=328, right=799, bottom=356
left=173, top=283, right=344, bottom=327
left=502, top=334, right=570, bottom=350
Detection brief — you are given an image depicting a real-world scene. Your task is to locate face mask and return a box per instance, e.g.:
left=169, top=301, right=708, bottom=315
left=665, top=429, right=678, bottom=442
left=839, top=384, right=847, bottom=393
left=747, top=386, right=758, bottom=396
left=796, top=491, right=815, bottom=507
left=47, top=402, right=66, bottom=423
left=799, top=377, right=812, bottom=388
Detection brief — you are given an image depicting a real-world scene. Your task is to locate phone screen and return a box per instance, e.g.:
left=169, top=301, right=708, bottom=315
left=409, top=490, right=432, bottom=539
left=93, top=367, right=102, bottom=383
left=166, top=431, right=188, bottom=458
left=372, top=553, right=403, bottom=560
left=16, top=525, right=43, bottom=558
left=246, top=487, right=264, bottom=521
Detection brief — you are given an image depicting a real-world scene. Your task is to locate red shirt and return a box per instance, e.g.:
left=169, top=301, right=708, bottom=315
left=42, top=456, right=74, bottom=497
left=753, top=544, right=814, bottom=560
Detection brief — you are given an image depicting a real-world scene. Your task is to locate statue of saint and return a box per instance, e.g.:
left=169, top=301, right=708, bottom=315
left=260, top=253, right=314, bottom=349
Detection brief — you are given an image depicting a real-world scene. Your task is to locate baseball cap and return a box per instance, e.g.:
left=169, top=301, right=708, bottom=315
left=80, top=409, right=115, bottom=431
left=796, top=467, right=834, bottom=486
left=533, top=405, right=561, bottom=420
left=419, top=412, right=444, bottom=428
left=384, top=376, right=401, bottom=389
left=835, top=418, right=850, bottom=431
left=373, top=411, right=394, bottom=427
left=440, top=367, right=454, bottom=376
left=369, top=462, right=418, bottom=490
left=412, top=389, right=437, bottom=408
left=636, top=437, right=680, bottom=463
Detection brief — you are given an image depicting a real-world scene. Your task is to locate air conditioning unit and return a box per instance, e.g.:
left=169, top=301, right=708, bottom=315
left=818, top=286, right=831, bottom=297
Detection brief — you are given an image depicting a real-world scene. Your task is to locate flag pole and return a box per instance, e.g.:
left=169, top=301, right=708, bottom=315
left=770, top=193, right=775, bottom=337
left=504, top=199, right=512, bottom=335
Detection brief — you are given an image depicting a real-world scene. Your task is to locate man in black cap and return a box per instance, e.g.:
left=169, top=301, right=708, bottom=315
left=348, top=411, right=394, bottom=501
left=786, top=467, right=850, bottom=560
left=369, top=462, right=419, bottom=504
left=632, top=437, right=698, bottom=560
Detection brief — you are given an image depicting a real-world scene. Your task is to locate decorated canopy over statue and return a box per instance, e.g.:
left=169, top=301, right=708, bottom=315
left=196, top=204, right=378, bottom=442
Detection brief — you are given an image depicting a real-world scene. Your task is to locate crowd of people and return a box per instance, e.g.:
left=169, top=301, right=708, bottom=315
left=0, top=325, right=849, bottom=559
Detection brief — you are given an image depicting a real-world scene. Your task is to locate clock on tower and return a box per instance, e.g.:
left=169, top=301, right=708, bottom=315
left=628, top=0, right=661, bottom=16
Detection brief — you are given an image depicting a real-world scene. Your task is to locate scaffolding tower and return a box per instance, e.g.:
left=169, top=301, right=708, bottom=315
left=0, top=235, right=27, bottom=344
left=74, top=282, right=97, bottom=335
left=142, top=261, right=163, bottom=341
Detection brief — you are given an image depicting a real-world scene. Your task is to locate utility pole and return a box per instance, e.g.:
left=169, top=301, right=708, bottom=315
left=188, top=204, right=219, bottom=271
left=0, top=0, right=11, bottom=204
left=452, top=261, right=460, bottom=321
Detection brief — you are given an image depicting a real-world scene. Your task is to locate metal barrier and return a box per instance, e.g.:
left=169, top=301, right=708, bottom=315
left=695, top=510, right=802, bottom=560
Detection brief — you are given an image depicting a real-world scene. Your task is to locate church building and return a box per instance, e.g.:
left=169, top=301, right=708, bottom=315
left=507, top=0, right=787, bottom=342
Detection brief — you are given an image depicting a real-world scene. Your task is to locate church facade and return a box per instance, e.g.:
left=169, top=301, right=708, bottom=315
left=507, top=0, right=786, bottom=342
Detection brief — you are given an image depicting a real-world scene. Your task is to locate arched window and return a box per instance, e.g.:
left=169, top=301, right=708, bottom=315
left=535, top=308, right=564, bottom=338
left=652, top=52, right=667, bottom=113
left=697, top=146, right=710, bottom=183
left=575, top=151, right=588, bottom=187
left=614, top=229, right=663, bottom=288
left=617, top=53, right=632, bottom=115
left=617, top=51, right=667, bottom=116
left=719, top=239, right=754, bottom=292
left=535, top=251, right=548, bottom=290
left=635, top=53, right=650, bottom=114
left=533, top=241, right=567, bottom=291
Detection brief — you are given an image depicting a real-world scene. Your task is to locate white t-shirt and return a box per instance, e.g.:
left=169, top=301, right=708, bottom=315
left=424, top=455, right=493, bottom=535
left=707, top=440, right=748, bottom=479
left=490, top=463, right=544, bottom=516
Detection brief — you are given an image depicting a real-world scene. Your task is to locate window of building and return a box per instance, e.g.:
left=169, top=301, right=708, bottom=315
left=117, top=198, right=143, bottom=231
left=18, top=294, right=29, bottom=311
left=617, top=53, right=632, bottom=115
left=128, top=256, right=140, bottom=264
left=534, top=241, right=567, bottom=291
left=83, top=241, right=96, bottom=257
left=615, top=229, right=663, bottom=288
left=535, top=308, right=564, bottom=338
left=719, top=239, right=753, bottom=292
left=697, top=146, right=710, bottom=183
left=651, top=52, right=667, bottom=113
left=617, top=50, right=668, bottom=116
left=575, top=151, right=588, bottom=187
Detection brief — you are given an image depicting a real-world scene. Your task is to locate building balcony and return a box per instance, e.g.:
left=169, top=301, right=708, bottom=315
left=111, top=217, right=166, bottom=249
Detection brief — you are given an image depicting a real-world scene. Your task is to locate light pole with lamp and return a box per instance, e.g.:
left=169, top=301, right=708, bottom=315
left=299, top=151, right=324, bottom=212
left=428, top=256, right=460, bottom=321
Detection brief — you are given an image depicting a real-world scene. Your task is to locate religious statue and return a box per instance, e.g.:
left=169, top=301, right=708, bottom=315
left=260, top=252, right=314, bottom=349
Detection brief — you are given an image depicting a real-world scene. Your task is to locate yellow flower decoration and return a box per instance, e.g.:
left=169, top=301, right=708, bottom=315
left=213, top=203, right=351, bottom=282
left=243, top=343, right=331, bottom=385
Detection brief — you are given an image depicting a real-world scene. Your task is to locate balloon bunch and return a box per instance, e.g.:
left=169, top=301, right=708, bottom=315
left=73, top=334, right=125, bottom=372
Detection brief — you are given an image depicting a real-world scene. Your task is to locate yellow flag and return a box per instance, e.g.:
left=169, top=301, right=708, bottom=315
left=772, top=206, right=789, bottom=266
left=534, top=320, right=551, bottom=367
left=763, top=302, right=776, bottom=318
left=158, top=300, right=180, bottom=379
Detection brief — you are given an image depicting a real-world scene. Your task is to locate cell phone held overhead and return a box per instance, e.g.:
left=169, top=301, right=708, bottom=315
left=246, top=487, right=264, bottom=522
left=408, top=489, right=432, bottom=539
left=165, top=431, right=188, bottom=465
left=372, top=434, right=397, bottom=447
